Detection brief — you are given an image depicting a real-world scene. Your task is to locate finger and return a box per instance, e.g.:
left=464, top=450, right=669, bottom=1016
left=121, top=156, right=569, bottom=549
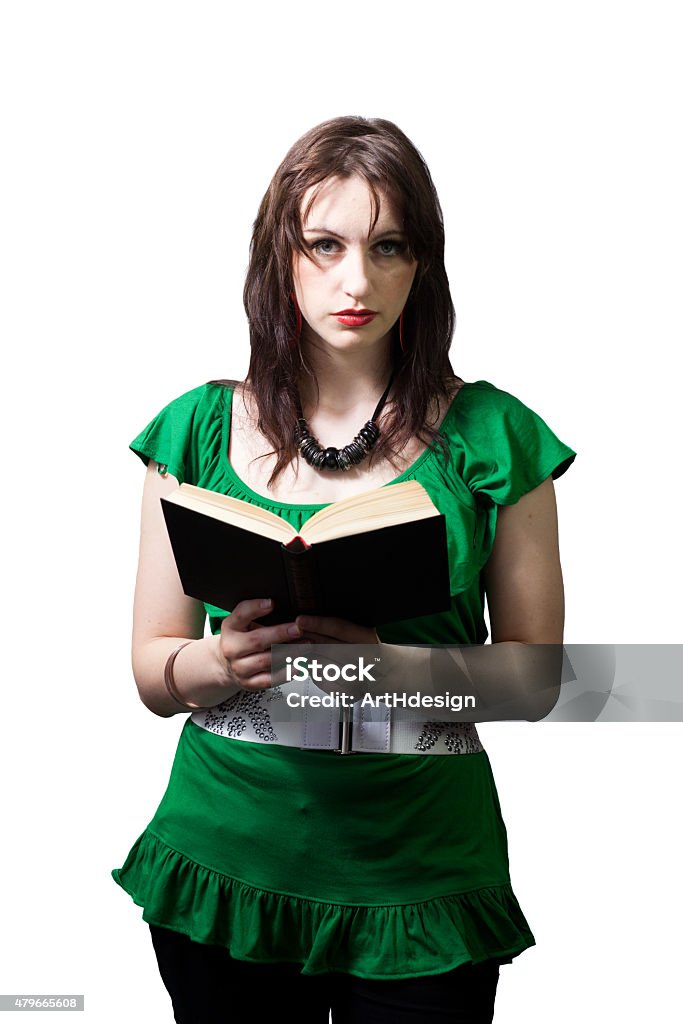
left=261, top=620, right=304, bottom=647
left=270, top=658, right=292, bottom=687
left=225, top=598, right=274, bottom=632
left=227, top=621, right=304, bottom=660
left=230, top=649, right=273, bottom=680
left=296, top=615, right=353, bottom=641
left=224, top=647, right=277, bottom=689
left=298, top=631, right=340, bottom=644
left=233, top=672, right=273, bottom=691
left=229, top=635, right=307, bottom=684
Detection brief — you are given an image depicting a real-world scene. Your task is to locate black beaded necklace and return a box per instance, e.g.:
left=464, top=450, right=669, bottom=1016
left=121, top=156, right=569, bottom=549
left=294, top=374, right=395, bottom=472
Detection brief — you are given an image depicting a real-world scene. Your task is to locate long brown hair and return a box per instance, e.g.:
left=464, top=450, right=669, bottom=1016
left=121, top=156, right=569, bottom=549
left=241, top=115, right=459, bottom=485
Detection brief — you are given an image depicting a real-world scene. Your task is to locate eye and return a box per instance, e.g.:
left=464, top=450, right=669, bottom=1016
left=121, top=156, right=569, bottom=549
left=375, top=239, right=407, bottom=257
left=309, top=239, right=340, bottom=256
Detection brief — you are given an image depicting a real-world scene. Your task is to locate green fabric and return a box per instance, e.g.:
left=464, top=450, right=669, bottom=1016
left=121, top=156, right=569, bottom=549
left=112, top=380, right=576, bottom=978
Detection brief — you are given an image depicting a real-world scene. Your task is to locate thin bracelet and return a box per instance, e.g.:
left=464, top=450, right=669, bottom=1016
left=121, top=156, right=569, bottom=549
left=164, top=641, right=204, bottom=711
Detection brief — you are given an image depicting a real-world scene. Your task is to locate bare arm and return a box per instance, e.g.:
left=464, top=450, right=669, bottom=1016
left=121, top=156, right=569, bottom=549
left=424, top=474, right=566, bottom=717
left=132, top=461, right=304, bottom=717
left=482, top=474, right=564, bottom=644
left=456, top=474, right=566, bottom=718
left=131, top=462, right=235, bottom=716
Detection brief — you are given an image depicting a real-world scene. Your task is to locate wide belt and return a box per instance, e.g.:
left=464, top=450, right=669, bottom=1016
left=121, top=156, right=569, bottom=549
left=190, top=677, right=484, bottom=756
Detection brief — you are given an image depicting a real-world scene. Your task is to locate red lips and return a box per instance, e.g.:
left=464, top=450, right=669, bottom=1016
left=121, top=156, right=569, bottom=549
left=333, top=308, right=377, bottom=315
left=334, top=311, right=377, bottom=327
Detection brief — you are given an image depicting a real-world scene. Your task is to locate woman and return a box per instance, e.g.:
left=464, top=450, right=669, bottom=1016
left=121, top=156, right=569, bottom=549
left=113, top=116, right=576, bottom=1023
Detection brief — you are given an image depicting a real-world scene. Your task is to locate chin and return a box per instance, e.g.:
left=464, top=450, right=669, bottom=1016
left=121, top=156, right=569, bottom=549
left=321, top=326, right=391, bottom=348
left=331, top=337, right=386, bottom=354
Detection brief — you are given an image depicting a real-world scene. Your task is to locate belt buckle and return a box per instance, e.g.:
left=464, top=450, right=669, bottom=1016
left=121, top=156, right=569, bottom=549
left=334, top=704, right=355, bottom=755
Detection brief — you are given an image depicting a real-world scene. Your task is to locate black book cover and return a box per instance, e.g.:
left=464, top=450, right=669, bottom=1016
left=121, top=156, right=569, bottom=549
left=160, top=498, right=452, bottom=627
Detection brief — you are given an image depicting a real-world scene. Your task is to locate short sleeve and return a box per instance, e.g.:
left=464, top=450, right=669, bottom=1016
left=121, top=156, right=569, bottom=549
left=454, top=381, right=576, bottom=506
left=129, top=383, right=223, bottom=486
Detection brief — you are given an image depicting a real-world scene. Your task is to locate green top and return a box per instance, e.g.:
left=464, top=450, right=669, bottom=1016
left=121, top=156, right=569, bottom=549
left=127, top=380, right=575, bottom=643
left=111, top=379, right=576, bottom=978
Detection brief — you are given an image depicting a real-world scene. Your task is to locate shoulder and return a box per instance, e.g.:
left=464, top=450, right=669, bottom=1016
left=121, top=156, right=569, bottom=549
left=440, top=379, right=561, bottom=439
left=427, top=378, right=523, bottom=429
left=440, top=380, right=576, bottom=504
left=140, top=380, right=238, bottom=433
left=130, top=380, right=237, bottom=485
left=157, top=380, right=233, bottom=416
left=448, top=379, right=526, bottom=416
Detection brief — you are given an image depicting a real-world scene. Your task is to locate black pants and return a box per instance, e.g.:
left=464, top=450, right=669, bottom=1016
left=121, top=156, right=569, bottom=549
left=149, top=924, right=501, bottom=1023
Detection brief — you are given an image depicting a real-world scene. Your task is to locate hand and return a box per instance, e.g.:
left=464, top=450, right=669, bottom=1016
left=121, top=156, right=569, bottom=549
left=218, top=598, right=302, bottom=690
left=292, top=615, right=381, bottom=701
left=295, top=615, right=380, bottom=646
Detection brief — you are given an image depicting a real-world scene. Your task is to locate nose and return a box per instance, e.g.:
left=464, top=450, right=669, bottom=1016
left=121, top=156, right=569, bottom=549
left=341, top=246, right=372, bottom=301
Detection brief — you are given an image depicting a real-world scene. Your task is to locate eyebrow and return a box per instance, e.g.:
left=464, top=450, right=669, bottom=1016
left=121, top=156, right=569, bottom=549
left=302, top=227, right=406, bottom=240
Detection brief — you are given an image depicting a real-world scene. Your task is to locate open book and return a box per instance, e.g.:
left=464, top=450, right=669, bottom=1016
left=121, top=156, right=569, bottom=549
left=161, top=480, right=451, bottom=626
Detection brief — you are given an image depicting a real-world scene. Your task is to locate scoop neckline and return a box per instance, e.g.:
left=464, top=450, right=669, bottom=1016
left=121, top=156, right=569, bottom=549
left=218, top=382, right=470, bottom=511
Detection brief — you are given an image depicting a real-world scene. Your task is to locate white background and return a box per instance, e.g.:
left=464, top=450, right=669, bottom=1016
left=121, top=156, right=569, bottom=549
left=1, top=1, right=681, bottom=1021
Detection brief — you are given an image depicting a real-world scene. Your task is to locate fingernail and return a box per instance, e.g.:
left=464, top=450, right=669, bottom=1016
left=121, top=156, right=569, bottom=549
left=260, top=599, right=272, bottom=609
left=288, top=625, right=302, bottom=638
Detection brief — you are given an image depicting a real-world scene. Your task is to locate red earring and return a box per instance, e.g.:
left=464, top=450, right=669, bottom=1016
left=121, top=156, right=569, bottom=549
left=290, top=291, right=302, bottom=345
left=399, top=311, right=406, bottom=352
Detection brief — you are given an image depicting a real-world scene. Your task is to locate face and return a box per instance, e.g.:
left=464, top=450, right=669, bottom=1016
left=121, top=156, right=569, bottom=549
left=291, top=175, right=417, bottom=355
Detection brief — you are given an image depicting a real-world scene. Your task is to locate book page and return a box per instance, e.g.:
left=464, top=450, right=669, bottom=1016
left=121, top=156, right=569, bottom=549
left=170, top=485, right=297, bottom=543
left=301, top=480, right=439, bottom=544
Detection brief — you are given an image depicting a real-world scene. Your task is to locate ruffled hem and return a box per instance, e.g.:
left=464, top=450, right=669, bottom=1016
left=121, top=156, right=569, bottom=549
left=112, top=830, right=535, bottom=979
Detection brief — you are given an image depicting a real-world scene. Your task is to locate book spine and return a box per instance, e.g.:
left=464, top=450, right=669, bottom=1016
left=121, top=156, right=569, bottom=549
left=280, top=542, right=320, bottom=616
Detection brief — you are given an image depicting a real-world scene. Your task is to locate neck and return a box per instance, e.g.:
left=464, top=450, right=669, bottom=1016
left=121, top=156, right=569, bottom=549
left=298, top=335, right=394, bottom=416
